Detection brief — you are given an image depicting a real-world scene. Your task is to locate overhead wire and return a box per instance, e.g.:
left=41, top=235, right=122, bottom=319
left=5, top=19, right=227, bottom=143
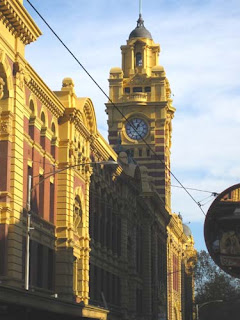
left=171, top=184, right=219, bottom=196
left=0, top=155, right=219, bottom=196
left=26, top=0, right=206, bottom=216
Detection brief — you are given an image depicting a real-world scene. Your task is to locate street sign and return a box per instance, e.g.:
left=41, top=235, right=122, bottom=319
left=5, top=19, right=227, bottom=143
left=204, top=183, right=240, bottom=278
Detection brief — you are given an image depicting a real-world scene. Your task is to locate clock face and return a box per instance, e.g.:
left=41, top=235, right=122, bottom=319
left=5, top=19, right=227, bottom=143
left=125, top=118, right=148, bottom=140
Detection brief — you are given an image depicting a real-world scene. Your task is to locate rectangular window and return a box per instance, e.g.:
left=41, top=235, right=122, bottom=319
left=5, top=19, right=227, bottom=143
left=136, top=288, right=143, bottom=313
left=48, top=248, right=54, bottom=290
left=173, top=254, right=179, bottom=292
left=39, top=175, right=44, bottom=216
left=117, top=276, right=121, bottom=306
left=138, top=149, right=142, bottom=157
left=117, top=217, right=121, bottom=256
left=136, top=226, right=143, bottom=274
left=50, top=182, right=54, bottom=223
left=124, top=87, right=130, bottom=93
left=146, top=149, right=150, bottom=157
left=145, top=86, right=151, bottom=92
left=37, top=243, right=43, bottom=288
left=133, top=87, right=142, bottom=93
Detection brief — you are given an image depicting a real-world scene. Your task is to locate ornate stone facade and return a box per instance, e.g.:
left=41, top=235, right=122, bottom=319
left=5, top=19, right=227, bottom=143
left=0, top=1, right=106, bottom=318
left=0, top=2, right=196, bottom=320
left=89, top=151, right=169, bottom=320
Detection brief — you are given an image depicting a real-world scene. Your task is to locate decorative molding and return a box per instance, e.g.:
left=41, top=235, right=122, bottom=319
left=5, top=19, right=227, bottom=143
left=0, top=117, right=12, bottom=135
left=129, top=74, right=150, bottom=85
left=26, top=77, right=64, bottom=118
left=0, top=0, right=42, bottom=45
left=0, top=76, right=5, bottom=99
left=13, top=62, right=25, bottom=91
left=0, top=48, right=4, bottom=62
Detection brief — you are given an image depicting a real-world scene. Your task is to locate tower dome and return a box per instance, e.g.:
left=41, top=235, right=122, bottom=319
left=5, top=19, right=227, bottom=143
left=183, top=224, right=192, bottom=237
left=129, top=14, right=152, bottom=40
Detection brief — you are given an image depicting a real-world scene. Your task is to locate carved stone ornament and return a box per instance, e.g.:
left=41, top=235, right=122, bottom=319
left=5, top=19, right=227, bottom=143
left=13, top=62, right=25, bottom=91
left=0, top=77, right=5, bottom=100
left=0, top=119, right=12, bottom=135
left=129, top=74, right=149, bottom=85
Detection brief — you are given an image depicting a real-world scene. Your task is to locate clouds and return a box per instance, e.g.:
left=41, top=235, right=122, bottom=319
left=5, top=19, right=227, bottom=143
left=24, top=0, right=240, bottom=250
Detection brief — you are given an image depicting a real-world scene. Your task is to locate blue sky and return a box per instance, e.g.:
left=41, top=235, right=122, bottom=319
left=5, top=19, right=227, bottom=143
left=24, top=0, right=240, bottom=252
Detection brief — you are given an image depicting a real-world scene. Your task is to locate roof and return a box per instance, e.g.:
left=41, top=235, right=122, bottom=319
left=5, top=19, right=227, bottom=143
left=129, top=14, right=152, bottom=40
left=183, top=224, right=192, bottom=237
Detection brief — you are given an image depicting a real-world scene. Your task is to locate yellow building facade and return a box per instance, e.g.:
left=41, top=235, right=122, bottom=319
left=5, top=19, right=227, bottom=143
left=167, top=214, right=196, bottom=320
left=0, top=2, right=196, bottom=320
left=0, top=1, right=109, bottom=318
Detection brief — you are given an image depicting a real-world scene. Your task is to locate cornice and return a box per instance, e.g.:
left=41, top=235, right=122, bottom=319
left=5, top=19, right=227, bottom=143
left=168, top=215, right=184, bottom=239
left=60, top=108, right=90, bottom=139
left=0, top=0, right=42, bottom=45
left=90, top=133, right=118, bottom=162
left=25, top=64, right=65, bottom=117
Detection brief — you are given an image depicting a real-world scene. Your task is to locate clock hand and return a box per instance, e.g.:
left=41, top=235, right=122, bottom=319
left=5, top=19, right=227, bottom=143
left=135, top=122, right=141, bottom=130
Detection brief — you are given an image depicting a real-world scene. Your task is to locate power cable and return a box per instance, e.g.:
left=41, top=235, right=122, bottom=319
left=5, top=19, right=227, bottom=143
left=25, top=0, right=206, bottom=216
left=171, top=184, right=219, bottom=196
left=0, top=153, right=220, bottom=196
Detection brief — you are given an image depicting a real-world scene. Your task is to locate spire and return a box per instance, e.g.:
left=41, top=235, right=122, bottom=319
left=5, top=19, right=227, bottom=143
left=136, top=14, right=145, bottom=28
left=129, top=0, right=152, bottom=40
left=139, top=0, right=142, bottom=16
left=137, top=0, right=144, bottom=28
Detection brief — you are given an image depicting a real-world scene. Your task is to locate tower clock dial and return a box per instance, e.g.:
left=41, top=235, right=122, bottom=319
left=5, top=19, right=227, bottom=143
left=125, top=118, right=148, bottom=140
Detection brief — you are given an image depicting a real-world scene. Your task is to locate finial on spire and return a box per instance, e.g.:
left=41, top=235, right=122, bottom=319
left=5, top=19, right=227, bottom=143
left=129, top=0, right=152, bottom=40
left=137, top=0, right=144, bottom=27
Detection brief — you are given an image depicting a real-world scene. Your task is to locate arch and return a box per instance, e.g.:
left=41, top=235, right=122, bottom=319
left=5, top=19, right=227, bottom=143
left=125, top=111, right=150, bottom=124
left=78, top=98, right=97, bottom=135
left=28, top=99, right=36, bottom=139
left=40, top=111, right=46, bottom=126
left=74, top=186, right=86, bottom=229
left=73, top=195, right=83, bottom=235
left=0, top=50, right=14, bottom=111
left=51, top=122, right=56, bottom=136
left=136, top=52, right=142, bottom=67
left=29, top=100, right=35, bottom=114
left=28, top=94, right=38, bottom=117
left=39, top=106, right=49, bottom=128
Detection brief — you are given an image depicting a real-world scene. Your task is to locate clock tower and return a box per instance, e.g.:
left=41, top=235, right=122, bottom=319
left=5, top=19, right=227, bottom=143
left=105, top=13, right=175, bottom=209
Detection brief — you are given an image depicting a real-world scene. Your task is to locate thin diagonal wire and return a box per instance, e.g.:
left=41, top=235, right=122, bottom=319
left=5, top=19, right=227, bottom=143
left=26, top=0, right=206, bottom=216
left=171, top=184, right=219, bottom=196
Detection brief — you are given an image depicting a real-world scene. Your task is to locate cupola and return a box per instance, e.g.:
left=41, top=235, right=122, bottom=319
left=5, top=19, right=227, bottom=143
left=129, top=14, right=152, bottom=40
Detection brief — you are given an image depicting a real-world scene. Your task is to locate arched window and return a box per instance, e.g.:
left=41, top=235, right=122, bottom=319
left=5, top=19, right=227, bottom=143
left=73, top=195, right=82, bottom=235
left=51, top=122, right=56, bottom=136
left=51, top=122, right=56, bottom=158
left=41, top=112, right=46, bottom=126
left=29, top=100, right=35, bottom=139
left=40, top=112, right=46, bottom=149
left=29, top=100, right=35, bottom=115
left=136, top=52, right=142, bottom=67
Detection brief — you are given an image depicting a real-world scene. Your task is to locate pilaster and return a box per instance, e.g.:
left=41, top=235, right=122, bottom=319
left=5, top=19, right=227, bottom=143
left=7, top=59, right=25, bottom=286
